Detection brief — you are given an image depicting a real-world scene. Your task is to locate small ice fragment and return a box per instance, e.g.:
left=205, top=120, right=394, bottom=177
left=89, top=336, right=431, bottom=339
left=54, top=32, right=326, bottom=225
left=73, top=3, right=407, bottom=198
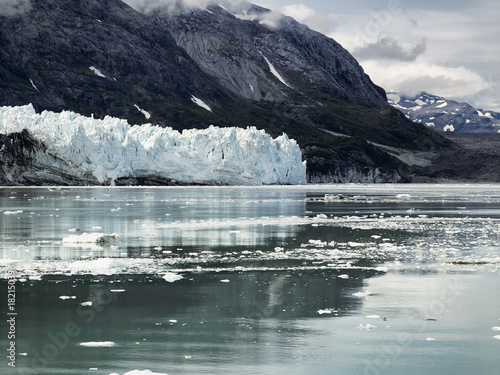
left=169, top=319, right=178, bottom=323
left=79, top=341, right=115, bottom=347
left=352, top=291, right=374, bottom=298
left=110, top=289, right=126, bottom=293
left=59, top=296, right=76, bottom=300
left=163, top=272, right=183, bottom=282
left=317, top=308, right=335, bottom=315
left=338, top=274, right=349, bottom=279
left=396, top=194, right=411, bottom=199
left=371, top=235, right=381, bottom=239
left=358, top=324, right=377, bottom=330
left=184, top=355, right=192, bottom=359
left=494, top=335, right=500, bottom=340
left=3, top=210, right=23, bottom=215
left=80, top=301, right=93, bottom=306
left=220, top=279, right=230, bottom=283
left=426, top=337, right=436, bottom=341
left=492, top=326, right=500, bottom=331
left=154, top=246, right=163, bottom=251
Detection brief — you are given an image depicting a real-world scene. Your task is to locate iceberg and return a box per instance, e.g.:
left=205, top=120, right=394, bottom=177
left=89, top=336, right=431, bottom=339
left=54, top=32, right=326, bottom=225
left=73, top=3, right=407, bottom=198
left=0, top=104, right=306, bottom=185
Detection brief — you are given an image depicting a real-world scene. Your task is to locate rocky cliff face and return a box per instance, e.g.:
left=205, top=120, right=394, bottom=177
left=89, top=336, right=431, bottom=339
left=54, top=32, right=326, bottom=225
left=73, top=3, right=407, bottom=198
left=155, top=3, right=387, bottom=106
left=0, top=0, right=222, bottom=126
left=0, top=0, right=452, bottom=184
left=0, top=129, right=97, bottom=185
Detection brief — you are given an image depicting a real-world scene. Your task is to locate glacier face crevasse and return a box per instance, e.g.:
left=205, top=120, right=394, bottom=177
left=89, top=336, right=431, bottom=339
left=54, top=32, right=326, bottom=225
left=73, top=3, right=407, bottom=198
left=0, top=105, right=306, bottom=185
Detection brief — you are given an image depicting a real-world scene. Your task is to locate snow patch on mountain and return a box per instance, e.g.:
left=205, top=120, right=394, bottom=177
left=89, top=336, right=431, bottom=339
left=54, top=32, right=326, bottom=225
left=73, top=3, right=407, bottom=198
left=0, top=104, right=306, bottom=185
left=89, top=66, right=106, bottom=78
left=134, top=104, right=151, bottom=119
left=262, top=56, right=291, bottom=88
left=191, top=96, right=212, bottom=112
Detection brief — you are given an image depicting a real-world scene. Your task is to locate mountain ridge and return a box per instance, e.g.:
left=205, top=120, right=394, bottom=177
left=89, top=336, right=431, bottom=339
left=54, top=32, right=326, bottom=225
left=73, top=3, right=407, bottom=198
left=0, top=0, right=452, bottom=184
left=388, top=91, right=500, bottom=133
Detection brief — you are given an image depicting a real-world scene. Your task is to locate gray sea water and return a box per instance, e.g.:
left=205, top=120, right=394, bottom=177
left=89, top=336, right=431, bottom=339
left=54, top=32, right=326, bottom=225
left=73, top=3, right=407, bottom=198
left=1, top=184, right=500, bottom=375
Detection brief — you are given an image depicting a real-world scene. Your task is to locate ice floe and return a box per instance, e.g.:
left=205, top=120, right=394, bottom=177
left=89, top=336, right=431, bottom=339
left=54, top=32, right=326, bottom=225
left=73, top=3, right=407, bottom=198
left=80, top=341, right=115, bottom=347
left=162, top=272, right=183, bottom=283
left=109, top=371, right=169, bottom=375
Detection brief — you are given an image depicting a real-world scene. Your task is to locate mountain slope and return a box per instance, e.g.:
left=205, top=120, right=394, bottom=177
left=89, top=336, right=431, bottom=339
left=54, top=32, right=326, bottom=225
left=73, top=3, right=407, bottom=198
left=0, top=0, right=452, bottom=183
left=388, top=91, right=500, bottom=133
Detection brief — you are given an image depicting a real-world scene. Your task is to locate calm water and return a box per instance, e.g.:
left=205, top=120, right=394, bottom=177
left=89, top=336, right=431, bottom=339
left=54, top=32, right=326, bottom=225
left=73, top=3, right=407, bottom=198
left=1, top=184, right=500, bottom=375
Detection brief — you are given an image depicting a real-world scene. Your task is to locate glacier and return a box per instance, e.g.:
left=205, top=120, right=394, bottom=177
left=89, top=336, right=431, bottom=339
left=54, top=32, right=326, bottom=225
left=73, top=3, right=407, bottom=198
left=0, top=104, right=306, bottom=185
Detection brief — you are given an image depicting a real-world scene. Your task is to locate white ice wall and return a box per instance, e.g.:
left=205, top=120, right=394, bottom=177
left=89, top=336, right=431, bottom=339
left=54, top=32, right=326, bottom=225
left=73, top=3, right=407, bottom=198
left=0, top=104, right=306, bottom=185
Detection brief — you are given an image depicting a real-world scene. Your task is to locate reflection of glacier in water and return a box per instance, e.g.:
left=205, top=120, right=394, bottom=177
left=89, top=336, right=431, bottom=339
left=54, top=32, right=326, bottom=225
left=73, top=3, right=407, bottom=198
left=1, top=185, right=500, bottom=375
left=1, top=185, right=500, bottom=277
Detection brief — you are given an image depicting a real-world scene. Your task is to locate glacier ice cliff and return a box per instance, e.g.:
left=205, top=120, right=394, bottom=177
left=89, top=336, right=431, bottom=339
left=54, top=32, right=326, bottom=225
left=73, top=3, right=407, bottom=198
left=0, top=105, right=306, bottom=186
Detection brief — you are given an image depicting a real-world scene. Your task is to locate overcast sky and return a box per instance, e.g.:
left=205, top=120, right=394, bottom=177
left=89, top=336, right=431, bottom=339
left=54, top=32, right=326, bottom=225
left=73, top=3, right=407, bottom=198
left=257, top=0, right=500, bottom=110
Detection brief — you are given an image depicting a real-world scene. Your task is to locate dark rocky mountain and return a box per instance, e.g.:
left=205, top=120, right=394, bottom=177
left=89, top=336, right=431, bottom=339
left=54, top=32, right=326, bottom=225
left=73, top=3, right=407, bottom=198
left=388, top=91, right=500, bottom=133
left=0, top=0, right=452, bottom=184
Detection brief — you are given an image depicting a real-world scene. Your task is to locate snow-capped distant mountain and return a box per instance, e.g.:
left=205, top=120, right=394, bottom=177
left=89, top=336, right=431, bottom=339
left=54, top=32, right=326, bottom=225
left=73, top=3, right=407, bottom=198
left=388, top=91, right=500, bottom=133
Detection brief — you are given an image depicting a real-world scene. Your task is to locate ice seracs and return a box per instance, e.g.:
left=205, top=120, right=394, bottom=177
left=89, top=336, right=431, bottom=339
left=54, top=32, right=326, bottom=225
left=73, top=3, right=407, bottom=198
left=0, top=104, right=306, bottom=186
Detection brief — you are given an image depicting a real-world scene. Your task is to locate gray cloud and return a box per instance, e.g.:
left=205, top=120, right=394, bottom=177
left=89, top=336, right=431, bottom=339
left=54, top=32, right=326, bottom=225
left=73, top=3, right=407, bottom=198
left=0, top=0, right=31, bottom=16
left=122, top=0, right=250, bottom=14
left=353, top=37, right=426, bottom=62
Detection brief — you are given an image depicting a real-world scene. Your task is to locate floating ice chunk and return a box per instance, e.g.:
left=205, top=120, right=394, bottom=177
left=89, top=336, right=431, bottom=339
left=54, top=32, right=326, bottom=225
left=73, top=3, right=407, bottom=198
left=220, top=279, right=230, bottom=283
left=348, top=241, right=365, bottom=247
left=108, top=370, right=169, bottom=375
left=352, top=291, right=375, bottom=298
left=3, top=210, right=23, bottom=215
left=396, top=194, right=411, bottom=200
left=492, top=326, right=500, bottom=331
left=338, top=274, right=349, bottom=279
left=426, top=337, right=436, bottom=341
left=371, top=235, right=382, bottom=239
left=358, top=324, right=377, bottom=330
left=494, top=335, right=500, bottom=340
left=317, top=308, right=337, bottom=315
left=59, top=296, right=76, bottom=300
left=162, top=272, right=183, bottom=283
left=63, top=233, right=118, bottom=245
left=110, top=289, right=126, bottom=293
left=81, top=301, right=93, bottom=306
left=80, top=341, right=115, bottom=347
left=191, top=96, right=212, bottom=112
left=68, top=258, right=128, bottom=275
left=169, top=320, right=178, bottom=323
